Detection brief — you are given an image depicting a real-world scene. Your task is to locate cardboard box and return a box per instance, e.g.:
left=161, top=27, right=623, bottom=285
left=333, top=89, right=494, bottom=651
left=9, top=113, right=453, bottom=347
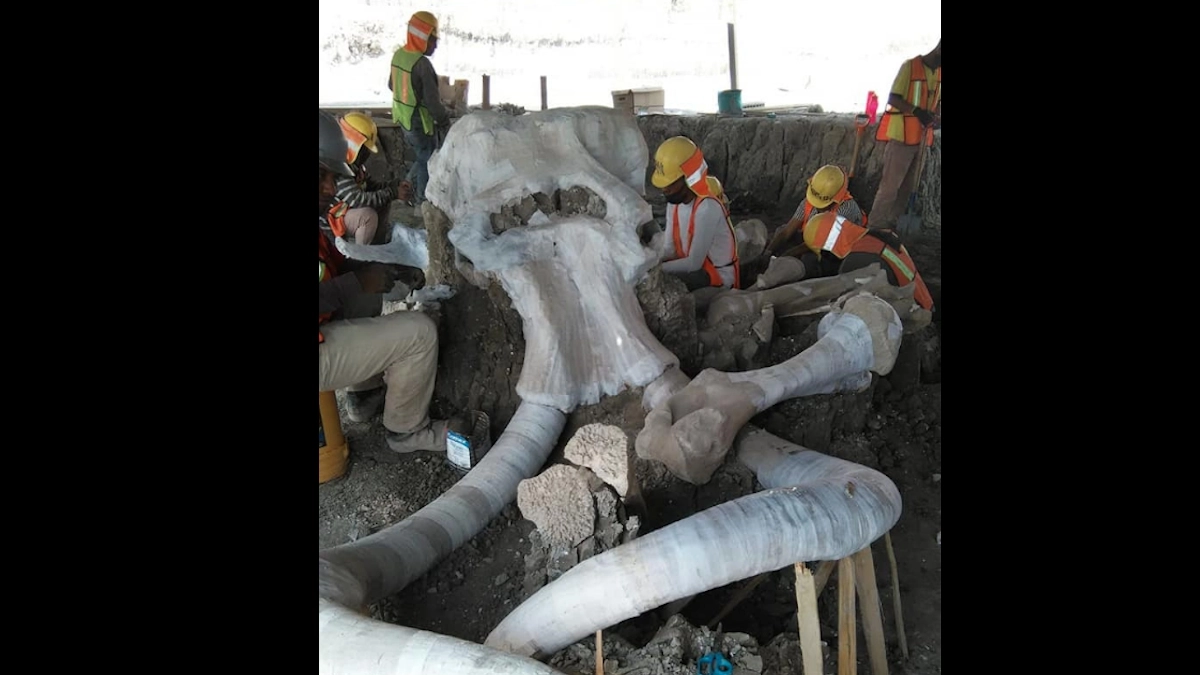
left=612, top=88, right=665, bottom=114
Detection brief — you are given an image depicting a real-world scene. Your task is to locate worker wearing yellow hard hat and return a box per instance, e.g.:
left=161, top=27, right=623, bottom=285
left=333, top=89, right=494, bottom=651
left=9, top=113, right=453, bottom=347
left=798, top=210, right=934, bottom=311
left=389, top=10, right=451, bottom=205
left=650, top=136, right=740, bottom=292
left=763, top=164, right=868, bottom=263
left=320, top=112, right=410, bottom=246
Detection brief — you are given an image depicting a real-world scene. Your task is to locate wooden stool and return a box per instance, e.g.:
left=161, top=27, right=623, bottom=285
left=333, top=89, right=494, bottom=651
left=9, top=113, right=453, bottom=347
left=793, top=531, right=908, bottom=675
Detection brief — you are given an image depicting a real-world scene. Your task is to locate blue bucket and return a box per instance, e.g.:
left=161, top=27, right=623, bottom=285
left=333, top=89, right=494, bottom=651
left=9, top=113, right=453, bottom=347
left=718, top=89, right=743, bottom=116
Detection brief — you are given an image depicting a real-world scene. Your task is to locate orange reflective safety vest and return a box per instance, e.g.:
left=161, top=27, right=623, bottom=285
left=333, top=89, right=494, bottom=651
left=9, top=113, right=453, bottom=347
left=671, top=196, right=741, bottom=290
left=319, top=228, right=346, bottom=343
left=669, top=146, right=741, bottom=289
left=876, top=56, right=941, bottom=147
left=326, top=201, right=349, bottom=238
left=802, top=214, right=933, bottom=310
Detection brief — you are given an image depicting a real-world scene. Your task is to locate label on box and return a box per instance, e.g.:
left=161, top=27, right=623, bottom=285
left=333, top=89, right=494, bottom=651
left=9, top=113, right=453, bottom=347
left=447, top=430, right=472, bottom=470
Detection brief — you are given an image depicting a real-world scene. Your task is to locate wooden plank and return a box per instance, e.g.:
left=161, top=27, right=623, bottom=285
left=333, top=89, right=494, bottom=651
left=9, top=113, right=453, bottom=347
left=814, top=559, right=836, bottom=596
left=837, top=557, right=857, bottom=675
left=884, top=532, right=909, bottom=659
left=853, top=547, right=889, bottom=675
left=595, top=630, right=603, bottom=675
left=482, top=74, right=491, bottom=110
left=708, top=572, right=770, bottom=628
left=794, top=563, right=826, bottom=675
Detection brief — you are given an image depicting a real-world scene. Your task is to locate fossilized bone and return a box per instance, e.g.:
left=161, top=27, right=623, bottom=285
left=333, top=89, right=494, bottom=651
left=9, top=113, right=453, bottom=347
left=319, top=107, right=679, bottom=674
left=336, top=222, right=430, bottom=269
left=707, top=263, right=930, bottom=331
left=320, top=107, right=911, bottom=675
left=635, top=293, right=902, bottom=484
left=484, top=424, right=902, bottom=659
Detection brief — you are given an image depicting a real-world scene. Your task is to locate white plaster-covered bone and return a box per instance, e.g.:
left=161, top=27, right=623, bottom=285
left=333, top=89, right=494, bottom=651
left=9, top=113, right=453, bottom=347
left=336, top=222, right=430, bottom=270
left=485, top=425, right=903, bottom=660
left=424, top=107, right=678, bottom=411
left=635, top=294, right=902, bottom=484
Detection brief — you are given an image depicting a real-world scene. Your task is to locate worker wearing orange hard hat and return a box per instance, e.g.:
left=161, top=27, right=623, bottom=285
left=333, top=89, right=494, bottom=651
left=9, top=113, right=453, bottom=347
left=388, top=10, right=451, bottom=206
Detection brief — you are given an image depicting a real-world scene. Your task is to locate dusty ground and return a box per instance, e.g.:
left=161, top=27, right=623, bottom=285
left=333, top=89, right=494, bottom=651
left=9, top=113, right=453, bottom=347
left=318, top=199, right=942, bottom=674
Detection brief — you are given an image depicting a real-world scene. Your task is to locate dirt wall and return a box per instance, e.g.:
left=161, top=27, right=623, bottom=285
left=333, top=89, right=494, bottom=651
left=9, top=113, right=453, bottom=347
left=636, top=113, right=941, bottom=236
left=371, top=111, right=942, bottom=237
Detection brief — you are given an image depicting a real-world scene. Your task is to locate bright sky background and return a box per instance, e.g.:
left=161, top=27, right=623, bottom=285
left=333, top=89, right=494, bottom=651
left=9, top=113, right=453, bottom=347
left=319, top=0, right=940, bottom=115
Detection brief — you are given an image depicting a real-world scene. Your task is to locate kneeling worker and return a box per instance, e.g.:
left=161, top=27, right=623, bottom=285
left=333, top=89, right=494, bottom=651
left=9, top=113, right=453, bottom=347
left=799, top=211, right=934, bottom=311
left=651, top=136, right=740, bottom=291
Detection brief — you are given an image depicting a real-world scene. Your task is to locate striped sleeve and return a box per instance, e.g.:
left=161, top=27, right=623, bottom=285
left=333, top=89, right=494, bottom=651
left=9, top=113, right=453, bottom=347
left=334, top=174, right=395, bottom=209
left=837, top=199, right=865, bottom=226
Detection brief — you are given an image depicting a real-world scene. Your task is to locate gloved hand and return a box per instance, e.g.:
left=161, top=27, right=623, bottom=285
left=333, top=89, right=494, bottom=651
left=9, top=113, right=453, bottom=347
left=354, top=262, right=400, bottom=294
left=912, top=107, right=935, bottom=127
left=396, top=266, right=426, bottom=291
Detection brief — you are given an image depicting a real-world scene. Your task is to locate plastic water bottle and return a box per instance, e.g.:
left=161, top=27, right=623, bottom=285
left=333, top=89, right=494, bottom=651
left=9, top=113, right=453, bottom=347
left=866, top=91, right=879, bottom=124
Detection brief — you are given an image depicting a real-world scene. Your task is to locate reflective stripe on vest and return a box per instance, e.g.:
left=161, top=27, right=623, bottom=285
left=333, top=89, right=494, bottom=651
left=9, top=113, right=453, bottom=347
left=875, top=56, right=940, bottom=146
left=847, top=234, right=934, bottom=311
left=671, top=196, right=741, bottom=289
left=805, top=213, right=868, bottom=259
left=391, top=48, right=435, bottom=135
left=327, top=201, right=349, bottom=238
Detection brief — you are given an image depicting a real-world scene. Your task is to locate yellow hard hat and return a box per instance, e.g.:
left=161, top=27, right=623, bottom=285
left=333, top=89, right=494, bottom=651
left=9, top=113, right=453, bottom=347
left=806, top=164, right=848, bottom=209
left=411, top=11, right=439, bottom=38
left=706, top=176, right=728, bottom=205
left=652, top=136, right=701, bottom=189
left=339, top=112, right=380, bottom=163
left=803, top=211, right=839, bottom=253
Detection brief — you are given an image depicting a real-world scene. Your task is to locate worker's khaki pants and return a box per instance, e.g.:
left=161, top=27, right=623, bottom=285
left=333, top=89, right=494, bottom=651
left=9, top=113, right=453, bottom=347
left=869, top=141, right=922, bottom=229
left=343, top=207, right=379, bottom=245
left=318, top=311, right=439, bottom=434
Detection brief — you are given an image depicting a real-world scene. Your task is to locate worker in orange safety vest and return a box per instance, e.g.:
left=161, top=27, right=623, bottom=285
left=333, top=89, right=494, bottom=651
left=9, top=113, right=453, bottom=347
left=869, top=39, right=940, bottom=230
left=650, top=136, right=740, bottom=293
left=796, top=210, right=934, bottom=311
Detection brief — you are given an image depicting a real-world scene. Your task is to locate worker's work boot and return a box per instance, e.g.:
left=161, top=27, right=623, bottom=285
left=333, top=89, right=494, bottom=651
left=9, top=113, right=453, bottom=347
left=386, top=413, right=481, bottom=454
left=344, top=387, right=385, bottom=423
left=386, top=418, right=451, bottom=454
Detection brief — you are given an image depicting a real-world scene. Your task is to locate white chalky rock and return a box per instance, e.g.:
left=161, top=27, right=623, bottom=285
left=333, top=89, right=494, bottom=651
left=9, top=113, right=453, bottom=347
left=563, top=424, right=630, bottom=497
left=425, top=106, right=678, bottom=412
left=517, top=464, right=595, bottom=548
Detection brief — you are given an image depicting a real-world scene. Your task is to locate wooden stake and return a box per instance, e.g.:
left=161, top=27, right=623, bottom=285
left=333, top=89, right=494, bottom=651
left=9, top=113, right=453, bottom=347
left=482, top=74, right=491, bottom=110
left=794, top=563, right=826, bottom=675
left=595, top=630, right=603, bottom=675
left=837, top=557, right=857, bottom=675
left=708, top=572, right=769, bottom=628
left=853, top=547, right=889, bottom=675
left=883, top=532, right=909, bottom=659
left=813, top=559, right=836, bottom=597
left=540, top=76, right=548, bottom=111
